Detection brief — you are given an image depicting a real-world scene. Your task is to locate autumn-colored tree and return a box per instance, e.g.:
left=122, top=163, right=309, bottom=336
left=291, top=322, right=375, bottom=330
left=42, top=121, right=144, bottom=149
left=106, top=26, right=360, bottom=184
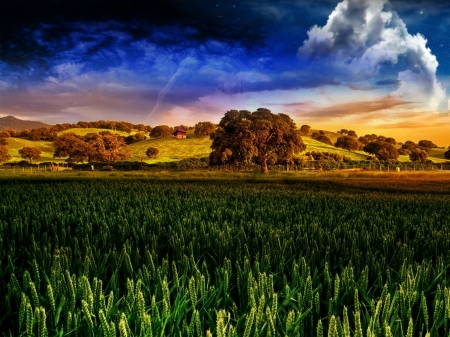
left=339, top=129, right=349, bottom=135
left=409, top=148, right=429, bottom=162
left=398, top=148, right=411, bottom=156
left=150, top=125, right=173, bottom=138
left=53, top=133, right=90, bottom=162
left=300, top=125, right=311, bottom=135
left=363, top=141, right=399, bottom=160
left=210, top=108, right=306, bottom=173
left=146, top=147, right=159, bottom=159
left=315, top=135, right=333, bottom=145
left=358, top=136, right=370, bottom=145
left=385, top=137, right=396, bottom=145
left=0, top=138, right=8, bottom=145
left=0, top=130, right=10, bottom=138
left=0, top=145, right=11, bottom=162
left=53, top=132, right=131, bottom=162
left=402, top=141, right=417, bottom=150
left=418, top=140, right=436, bottom=149
left=194, top=121, right=216, bottom=138
left=334, top=135, right=361, bottom=151
left=347, top=130, right=357, bottom=138
left=19, top=147, right=42, bottom=164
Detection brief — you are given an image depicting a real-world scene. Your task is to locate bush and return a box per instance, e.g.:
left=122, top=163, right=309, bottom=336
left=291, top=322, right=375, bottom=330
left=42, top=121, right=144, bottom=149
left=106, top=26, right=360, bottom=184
left=146, top=147, right=159, bottom=159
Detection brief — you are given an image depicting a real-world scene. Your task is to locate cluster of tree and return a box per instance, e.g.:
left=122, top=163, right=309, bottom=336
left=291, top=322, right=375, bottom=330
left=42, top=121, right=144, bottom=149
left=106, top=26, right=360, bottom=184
left=0, top=120, right=153, bottom=141
left=210, top=108, right=305, bottom=173
left=363, top=141, right=399, bottom=161
left=311, top=130, right=333, bottom=145
left=399, top=140, right=437, bottom=162
left=299, top=125, right=311, bottom=135
left=304, top=151, right=352, bottom=162
left=124, top=132, right=147, bottom=144
left=53, top=132, right=131, bottom=163
left=150, top=125, right=173, bottom=138
left=194, top=121, right=216, bottom=138
left=337, top=129, right=358, bottom=138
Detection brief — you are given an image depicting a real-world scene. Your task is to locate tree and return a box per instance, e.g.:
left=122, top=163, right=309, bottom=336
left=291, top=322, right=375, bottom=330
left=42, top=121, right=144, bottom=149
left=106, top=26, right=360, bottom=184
left=398, top=148, right=411, bottom=156
left=124, top=133, right=147, bottom=144
left=339, top=129, right=348, bottom=135
left=19, top=147, right=42, bottom=164
left=347, top=130, right=357, bottom=138
left=363, top=141, right=398, bottom=161
left=53, top=132, right=131, bottom=162
left=150, top=125, right=173, bottom=138
left=315, top=135, right=333, bottom=145
left=402, top=141, right=416, bottom=150
left=418, top=140, right=436, bottom=149
left=146, top=147, right=159, bottom=159
left=385, top=137, right=396, bottom=145
left=53, top=133, right=91, bottom=162
left=334, top=135, right=361, bottom=151
left=409, top=148, right=429, bottom=162
left=0, top=145, right=11, bottom=162
left=210, top=108, right=306, bottom=173
left=445, top=149, right=450, bottom=159
left=194, top=121, right=216, bottom=138
left=300, top=125, right=311, bottom=135
left=0, top=138, right=8, bottom=145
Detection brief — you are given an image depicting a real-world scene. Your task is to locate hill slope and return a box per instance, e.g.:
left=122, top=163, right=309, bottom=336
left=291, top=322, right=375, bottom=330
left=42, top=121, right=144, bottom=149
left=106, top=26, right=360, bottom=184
left=0, top=115, right=51, bottom=131
left=1, top=127, right=448, bottom=164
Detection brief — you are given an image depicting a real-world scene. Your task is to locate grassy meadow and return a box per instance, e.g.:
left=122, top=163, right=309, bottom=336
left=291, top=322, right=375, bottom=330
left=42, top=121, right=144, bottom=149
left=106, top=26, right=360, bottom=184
left=1, top=172, right=450, bottom=336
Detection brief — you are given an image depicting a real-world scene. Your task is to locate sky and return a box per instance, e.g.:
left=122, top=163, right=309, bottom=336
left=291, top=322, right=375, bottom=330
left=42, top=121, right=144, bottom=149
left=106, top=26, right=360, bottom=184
left=1, top=0, right=449, bottom=144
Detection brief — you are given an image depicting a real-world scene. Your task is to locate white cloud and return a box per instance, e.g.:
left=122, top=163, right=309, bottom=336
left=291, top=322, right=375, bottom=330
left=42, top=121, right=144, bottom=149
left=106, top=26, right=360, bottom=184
left=297, top=0, right=446, bottom=110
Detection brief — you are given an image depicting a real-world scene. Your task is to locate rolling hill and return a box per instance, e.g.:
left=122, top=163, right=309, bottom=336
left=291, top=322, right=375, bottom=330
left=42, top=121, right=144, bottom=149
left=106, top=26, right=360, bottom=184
left=1, top=127, right=448, bottom=164
left=0, top=115, right=51, bottom=131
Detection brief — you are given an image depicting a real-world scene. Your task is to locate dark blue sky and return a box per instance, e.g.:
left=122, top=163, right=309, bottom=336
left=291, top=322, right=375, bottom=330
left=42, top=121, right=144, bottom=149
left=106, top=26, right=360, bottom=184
left=1, top=0, right=449, bottom=142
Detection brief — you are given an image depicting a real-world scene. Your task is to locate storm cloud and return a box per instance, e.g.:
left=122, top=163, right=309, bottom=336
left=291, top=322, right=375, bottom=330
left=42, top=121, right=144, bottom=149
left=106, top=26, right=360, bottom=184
left=297, top=0, right=446, bottom=110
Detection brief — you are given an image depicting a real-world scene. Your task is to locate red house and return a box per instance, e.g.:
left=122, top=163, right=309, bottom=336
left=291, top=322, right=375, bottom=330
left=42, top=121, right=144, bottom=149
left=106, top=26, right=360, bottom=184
left=172, top=126, right=187, bottom=138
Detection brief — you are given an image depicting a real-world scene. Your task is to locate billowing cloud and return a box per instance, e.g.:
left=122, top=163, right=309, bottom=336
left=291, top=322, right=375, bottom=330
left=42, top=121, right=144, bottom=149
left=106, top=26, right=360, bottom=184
left=297, top=0, right=446, bottom=110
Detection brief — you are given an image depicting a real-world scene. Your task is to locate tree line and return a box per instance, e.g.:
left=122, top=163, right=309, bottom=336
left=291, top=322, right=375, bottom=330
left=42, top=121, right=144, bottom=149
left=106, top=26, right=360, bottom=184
left=1, top=111, right=449, bottom=170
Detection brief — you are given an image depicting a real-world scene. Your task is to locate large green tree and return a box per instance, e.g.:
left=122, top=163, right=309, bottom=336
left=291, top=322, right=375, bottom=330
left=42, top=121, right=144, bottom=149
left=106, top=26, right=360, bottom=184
left=210, top=108, right=306, bottom=173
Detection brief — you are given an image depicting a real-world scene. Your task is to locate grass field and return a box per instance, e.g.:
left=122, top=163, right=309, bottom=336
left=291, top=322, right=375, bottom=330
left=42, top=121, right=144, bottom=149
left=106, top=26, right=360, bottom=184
left=1, top=173, right=450, bottom=336
left=2, top=128, right=448, bottom=164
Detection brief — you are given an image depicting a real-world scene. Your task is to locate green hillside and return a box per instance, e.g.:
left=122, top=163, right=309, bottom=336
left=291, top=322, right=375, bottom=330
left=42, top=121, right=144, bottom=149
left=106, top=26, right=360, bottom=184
left=2, top=128, right=448, bottom=164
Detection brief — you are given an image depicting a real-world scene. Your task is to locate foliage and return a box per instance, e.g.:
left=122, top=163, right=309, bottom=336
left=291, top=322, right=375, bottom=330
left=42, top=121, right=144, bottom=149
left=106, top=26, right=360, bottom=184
left=402, top=141, right=417, bottom=150
left=363, top=141, right=399, bottom=160
left=1, top=178, right=450, bottom=336
left=314, top=134, right=333, bottom=145
left=418, top=140, right=437, bottom=149
left=124, top=132, right=147, bottom=144
left=53, top=132, right=132, bottom=163
left=409, top=148, right=429, bottom=162
left=445, top=149, right=450, bottom=159
left=210, top=108, right=306, bottom=173
left=150, top=125, right=173, bottom=138
left=0, top=145, right=12, bottom=162
left=194, top=121, right=216, bottom=138
left=0, top=138, right=8, bottom=145
left=334, top=135, right=361, bottom=151
left=300, top=125, right=311, bottom=135
left=146, top=147, right=159, bottom=159
left=18, top=146, right=42, bottom=164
